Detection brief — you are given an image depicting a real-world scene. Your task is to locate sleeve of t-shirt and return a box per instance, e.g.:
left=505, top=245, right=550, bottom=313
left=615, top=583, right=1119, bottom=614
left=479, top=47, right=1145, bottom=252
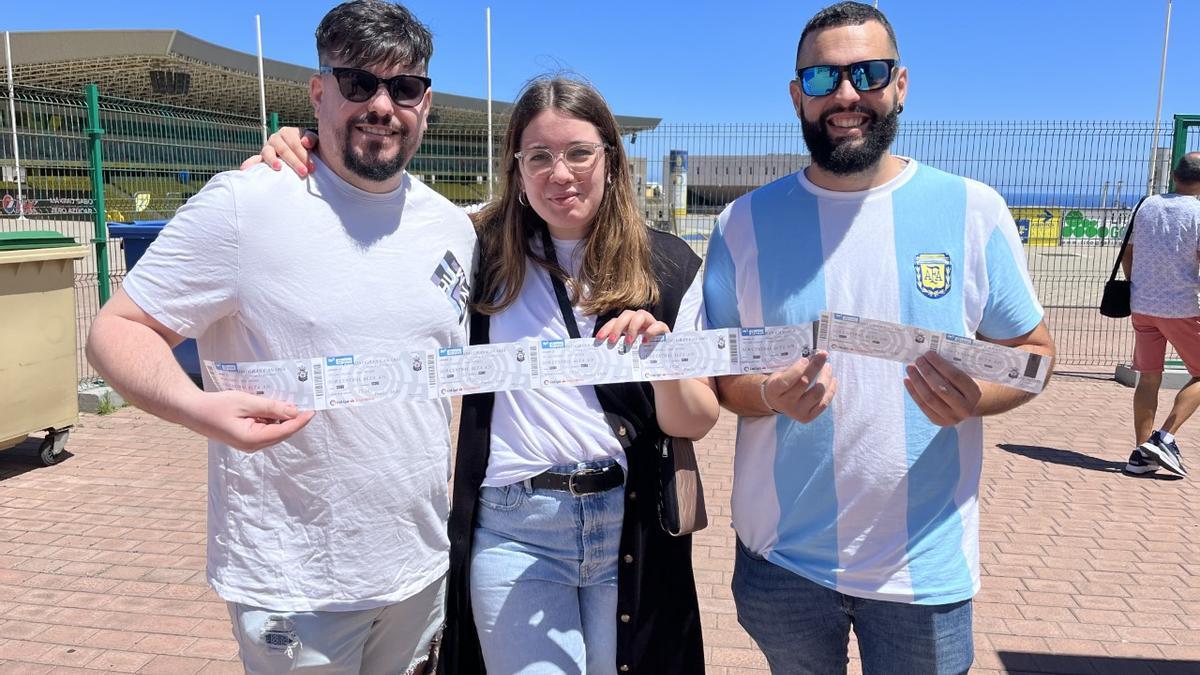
left=703, top=205, right=741, bottom=330
left=120, top=173, right=240, bottom=338
left=674, top=270, right=705, bottom=332
left=977, top=195, right=1045, bottom=340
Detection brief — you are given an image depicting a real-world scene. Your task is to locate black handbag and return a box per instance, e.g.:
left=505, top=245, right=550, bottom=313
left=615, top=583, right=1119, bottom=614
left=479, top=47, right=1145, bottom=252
left=654, top=435, right=708, bottom=536
left=1100, top=196, right=1148, bottom=319
left=540, top=226, right=707, bottom=536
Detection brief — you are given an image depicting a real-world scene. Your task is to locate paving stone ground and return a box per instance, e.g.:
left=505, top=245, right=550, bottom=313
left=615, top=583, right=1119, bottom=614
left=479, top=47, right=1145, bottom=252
left=1, top=370, right=1197, bottom=674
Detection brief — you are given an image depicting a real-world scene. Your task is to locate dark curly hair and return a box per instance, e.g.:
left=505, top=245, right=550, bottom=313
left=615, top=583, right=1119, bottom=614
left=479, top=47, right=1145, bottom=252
left=316, top=1, right=433, bottom=73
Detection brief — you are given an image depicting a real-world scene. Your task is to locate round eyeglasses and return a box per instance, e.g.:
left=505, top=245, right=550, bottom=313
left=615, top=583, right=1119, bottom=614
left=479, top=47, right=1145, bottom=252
left=514, top=142, right=608, bottom=177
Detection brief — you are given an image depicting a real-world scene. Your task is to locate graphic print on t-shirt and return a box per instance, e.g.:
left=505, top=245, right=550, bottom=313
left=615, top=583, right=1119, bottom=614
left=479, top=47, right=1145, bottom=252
left=431, top=250, right=470, bottom=324
left=914, top=252, right=952, bottom=299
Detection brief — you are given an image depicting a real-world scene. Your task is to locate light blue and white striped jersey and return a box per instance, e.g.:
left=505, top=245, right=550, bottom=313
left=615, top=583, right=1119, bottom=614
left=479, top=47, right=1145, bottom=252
left=704, top=159, right=1043, bottom=605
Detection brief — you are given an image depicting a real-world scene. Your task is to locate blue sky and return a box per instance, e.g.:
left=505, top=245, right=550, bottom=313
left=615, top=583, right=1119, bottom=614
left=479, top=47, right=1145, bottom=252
left=5, top=1, right=1198, bottom=124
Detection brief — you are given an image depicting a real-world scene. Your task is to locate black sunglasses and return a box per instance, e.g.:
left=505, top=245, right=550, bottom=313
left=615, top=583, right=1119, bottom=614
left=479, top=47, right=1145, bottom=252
left=319, top=66, right=431, bottom=107
left=796, top=59, right=897, bottom=97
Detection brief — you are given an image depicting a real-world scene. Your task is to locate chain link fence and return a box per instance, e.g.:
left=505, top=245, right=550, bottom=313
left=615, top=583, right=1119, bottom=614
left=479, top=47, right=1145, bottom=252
left=3, top=84, right=1198, bottom=380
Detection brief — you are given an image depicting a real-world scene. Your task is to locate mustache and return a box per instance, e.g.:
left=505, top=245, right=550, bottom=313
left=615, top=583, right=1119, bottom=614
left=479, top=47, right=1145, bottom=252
left=349, top=111, right=406, bottom=133
left=818, top=105, right=880, bottom=126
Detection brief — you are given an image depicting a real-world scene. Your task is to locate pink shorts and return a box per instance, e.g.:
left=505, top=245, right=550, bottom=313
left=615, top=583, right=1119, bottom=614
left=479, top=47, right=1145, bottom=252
left=1132, top=313, right=1200, bottom=375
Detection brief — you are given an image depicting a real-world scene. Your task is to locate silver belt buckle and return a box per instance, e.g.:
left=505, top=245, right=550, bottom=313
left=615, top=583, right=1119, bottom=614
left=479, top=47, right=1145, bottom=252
left=568, top=467, right=605, bottom=496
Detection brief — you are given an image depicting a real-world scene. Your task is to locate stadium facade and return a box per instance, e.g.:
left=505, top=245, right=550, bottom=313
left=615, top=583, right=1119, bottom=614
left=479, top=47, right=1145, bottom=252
left=0, top=29, right=661, bottom=211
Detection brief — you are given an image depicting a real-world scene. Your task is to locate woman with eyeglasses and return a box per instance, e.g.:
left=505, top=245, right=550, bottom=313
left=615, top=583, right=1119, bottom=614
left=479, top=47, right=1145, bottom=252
left=249, top=76, right=715, bottom=675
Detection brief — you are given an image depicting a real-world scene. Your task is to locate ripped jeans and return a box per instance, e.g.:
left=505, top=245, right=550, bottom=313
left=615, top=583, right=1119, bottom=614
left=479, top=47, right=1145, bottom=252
left=226, top=573, right=445, bottom=675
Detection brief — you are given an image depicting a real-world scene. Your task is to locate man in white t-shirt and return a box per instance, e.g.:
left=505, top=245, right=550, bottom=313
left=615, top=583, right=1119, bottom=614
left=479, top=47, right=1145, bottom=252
left=85, top=2, right=475, bottom=673
left=1120, top=152, right=1200, bottom=479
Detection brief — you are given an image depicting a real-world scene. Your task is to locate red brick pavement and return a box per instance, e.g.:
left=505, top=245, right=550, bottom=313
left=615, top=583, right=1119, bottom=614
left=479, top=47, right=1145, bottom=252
left=1, top=373, right=1197, bottom=674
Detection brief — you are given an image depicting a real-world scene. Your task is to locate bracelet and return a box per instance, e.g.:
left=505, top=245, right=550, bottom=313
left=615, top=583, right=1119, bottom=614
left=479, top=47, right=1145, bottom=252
left=759, top=376, right=783, bottom=415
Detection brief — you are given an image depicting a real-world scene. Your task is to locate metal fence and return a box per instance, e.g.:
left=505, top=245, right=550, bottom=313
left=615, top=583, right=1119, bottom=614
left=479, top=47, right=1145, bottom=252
left=2, top=84, right=1199, bottom=381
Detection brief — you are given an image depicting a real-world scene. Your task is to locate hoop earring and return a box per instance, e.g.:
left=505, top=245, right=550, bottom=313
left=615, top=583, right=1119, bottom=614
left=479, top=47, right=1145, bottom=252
left=518, top=191, right=528, bottom=206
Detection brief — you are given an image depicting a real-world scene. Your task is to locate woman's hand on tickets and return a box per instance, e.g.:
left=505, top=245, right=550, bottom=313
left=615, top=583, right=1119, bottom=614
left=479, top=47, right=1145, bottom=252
left=597, top=309, right=671, bottom=345
left=239, top=127, right=318, bottom=177
left=904, top=352, right=983, bottom=427
left=762, top=351, right=837, bottom=423
left=185, top=391, right=315, bottom=453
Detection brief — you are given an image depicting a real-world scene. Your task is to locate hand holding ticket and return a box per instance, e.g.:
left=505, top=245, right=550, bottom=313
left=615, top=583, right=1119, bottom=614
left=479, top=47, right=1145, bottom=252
left=816, top=312, right=1050, bottom=394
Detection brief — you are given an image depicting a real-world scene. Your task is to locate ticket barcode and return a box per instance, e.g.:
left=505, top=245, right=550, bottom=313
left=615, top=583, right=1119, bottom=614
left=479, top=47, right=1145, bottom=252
left=312, top=360, right=325, bottom=401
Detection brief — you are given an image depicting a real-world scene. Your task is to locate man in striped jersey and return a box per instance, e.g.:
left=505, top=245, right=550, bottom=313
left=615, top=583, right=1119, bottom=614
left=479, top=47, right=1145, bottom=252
left=702, top=3, right=1056, bottom=673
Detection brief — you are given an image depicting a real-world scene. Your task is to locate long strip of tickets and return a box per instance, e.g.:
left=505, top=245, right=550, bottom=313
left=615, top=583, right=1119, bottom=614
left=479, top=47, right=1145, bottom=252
left=204, top=312, right=1051, bottom=411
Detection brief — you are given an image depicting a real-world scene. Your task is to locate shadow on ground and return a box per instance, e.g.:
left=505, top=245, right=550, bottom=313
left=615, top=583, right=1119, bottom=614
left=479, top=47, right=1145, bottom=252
left=994, top=443, right=1181, bottom=481
left=0, top=436, right=73, bottom=481
left=998, top=651, right=1200, bottom=675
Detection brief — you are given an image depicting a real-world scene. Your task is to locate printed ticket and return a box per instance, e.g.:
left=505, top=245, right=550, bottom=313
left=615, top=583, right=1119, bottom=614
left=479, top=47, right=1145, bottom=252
left=732, top=325, right=819, bottom=374
left=434, top=343, right=536, bottom=396
left=204, top=313, right=1046, bottom=411
left=638, top=329, right=735, bottom=381
left=816, top=312, right=1049, bottom=393
left=536, top=338, right=636, bottom=387
left=205, top=326, right=814, bottom=410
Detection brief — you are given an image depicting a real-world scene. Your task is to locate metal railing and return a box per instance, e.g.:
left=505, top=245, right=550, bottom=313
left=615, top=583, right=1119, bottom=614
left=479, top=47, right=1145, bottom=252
left=3, top=84, right=1198, bottom=378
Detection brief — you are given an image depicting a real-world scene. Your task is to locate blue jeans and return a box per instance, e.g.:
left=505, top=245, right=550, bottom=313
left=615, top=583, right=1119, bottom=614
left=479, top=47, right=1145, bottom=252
left=470, top=460, right=624, bottom=675
left=732, top=539, right=973, bottom=675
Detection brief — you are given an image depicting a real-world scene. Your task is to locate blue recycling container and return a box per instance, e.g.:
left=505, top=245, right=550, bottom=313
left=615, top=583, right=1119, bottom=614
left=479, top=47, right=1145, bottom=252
left=107, top=221, right=202, bottom=382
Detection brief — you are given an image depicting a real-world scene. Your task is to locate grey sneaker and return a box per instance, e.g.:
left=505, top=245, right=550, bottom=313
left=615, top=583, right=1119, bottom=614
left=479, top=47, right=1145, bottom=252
left=1139, top=431, right=1188, bottom=477
left=1123, top=448, right=1160, bottom=475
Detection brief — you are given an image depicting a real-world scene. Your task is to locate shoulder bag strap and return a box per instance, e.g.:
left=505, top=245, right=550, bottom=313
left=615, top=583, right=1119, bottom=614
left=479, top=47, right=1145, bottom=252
left=537, top=225, right=643, bottom=446
left=1109, top=195, right=1149, bottom=282
left=539, top=225, right=583, bottom=339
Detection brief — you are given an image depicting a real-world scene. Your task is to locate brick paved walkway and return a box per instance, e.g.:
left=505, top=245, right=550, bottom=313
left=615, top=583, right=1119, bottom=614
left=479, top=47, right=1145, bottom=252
left=1, top=372, right=1197, bottom=674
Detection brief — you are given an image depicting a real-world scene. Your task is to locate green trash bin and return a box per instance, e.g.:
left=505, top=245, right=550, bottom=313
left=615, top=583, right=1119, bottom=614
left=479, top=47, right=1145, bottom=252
left=0, top=231, right=89, bottom=465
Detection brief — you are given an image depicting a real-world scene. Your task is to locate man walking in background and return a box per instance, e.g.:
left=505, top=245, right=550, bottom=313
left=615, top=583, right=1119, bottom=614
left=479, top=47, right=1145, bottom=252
left=1122, top=152, right=1200, bottom=478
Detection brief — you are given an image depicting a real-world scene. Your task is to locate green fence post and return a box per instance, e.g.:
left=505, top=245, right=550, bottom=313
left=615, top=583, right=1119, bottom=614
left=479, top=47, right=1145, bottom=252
left=269, top=112, right=280, bottom=135
left=85, top=83, right=111, bottom=306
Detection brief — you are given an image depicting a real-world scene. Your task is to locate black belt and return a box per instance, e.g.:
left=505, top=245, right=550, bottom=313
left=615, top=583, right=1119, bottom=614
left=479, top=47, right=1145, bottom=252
left=528, top=464, right=625, bottom=496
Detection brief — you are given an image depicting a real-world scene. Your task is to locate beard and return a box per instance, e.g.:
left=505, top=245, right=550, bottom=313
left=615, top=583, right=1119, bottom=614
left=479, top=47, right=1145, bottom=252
left=801, top=102, right=900, bottom=175
left=336, top=111, right=413, bottom=182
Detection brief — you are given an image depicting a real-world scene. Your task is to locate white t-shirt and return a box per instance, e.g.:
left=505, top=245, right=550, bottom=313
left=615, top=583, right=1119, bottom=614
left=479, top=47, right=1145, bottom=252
left=1131, top=193, right=1200, bottom=318
left=122, top=159, right=477, bottom=611
left=484, top=235, right=703, bottom=486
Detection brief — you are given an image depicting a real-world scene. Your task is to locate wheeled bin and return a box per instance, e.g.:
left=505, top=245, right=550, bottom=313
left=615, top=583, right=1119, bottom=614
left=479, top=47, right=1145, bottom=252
left=0, top=231, right=89, bottom=465
left=107, top=220, right=202, bottom=382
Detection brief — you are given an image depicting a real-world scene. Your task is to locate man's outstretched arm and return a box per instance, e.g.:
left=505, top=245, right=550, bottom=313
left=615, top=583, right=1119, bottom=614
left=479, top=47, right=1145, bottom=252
left=87, top=289, right=313, bottom=452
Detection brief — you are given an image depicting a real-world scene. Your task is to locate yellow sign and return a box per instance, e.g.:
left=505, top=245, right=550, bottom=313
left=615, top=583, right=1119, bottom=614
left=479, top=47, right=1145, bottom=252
left=1011, top=207, right=1061, bottom=247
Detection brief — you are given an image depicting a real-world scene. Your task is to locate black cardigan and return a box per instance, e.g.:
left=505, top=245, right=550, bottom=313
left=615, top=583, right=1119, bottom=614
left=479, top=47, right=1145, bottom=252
left=439, top=229, right=706, bottom=675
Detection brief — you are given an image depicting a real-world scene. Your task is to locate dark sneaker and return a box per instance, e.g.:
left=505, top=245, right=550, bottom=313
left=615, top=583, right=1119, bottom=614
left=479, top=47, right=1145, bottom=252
left=1139, top=431, right=1188, bottom=477
left=1123, top=448, right=1160, bottom=475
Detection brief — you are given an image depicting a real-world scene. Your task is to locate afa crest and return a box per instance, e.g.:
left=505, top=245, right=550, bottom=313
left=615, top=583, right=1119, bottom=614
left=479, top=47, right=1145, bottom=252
left=914, top=253, right=952, bottom=299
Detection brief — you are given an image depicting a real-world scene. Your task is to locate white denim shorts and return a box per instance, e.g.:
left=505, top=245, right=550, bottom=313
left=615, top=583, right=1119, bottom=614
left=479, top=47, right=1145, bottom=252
left=227, top=573, right=446, bottom=675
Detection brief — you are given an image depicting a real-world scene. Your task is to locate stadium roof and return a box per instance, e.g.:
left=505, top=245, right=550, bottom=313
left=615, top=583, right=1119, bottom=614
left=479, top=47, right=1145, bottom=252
left=1, top=30, right=661, bottom=131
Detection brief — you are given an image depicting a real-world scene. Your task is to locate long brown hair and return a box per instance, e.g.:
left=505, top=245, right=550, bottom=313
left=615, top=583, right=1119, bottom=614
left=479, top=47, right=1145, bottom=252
left=473, top=76, right=658, bottom=316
